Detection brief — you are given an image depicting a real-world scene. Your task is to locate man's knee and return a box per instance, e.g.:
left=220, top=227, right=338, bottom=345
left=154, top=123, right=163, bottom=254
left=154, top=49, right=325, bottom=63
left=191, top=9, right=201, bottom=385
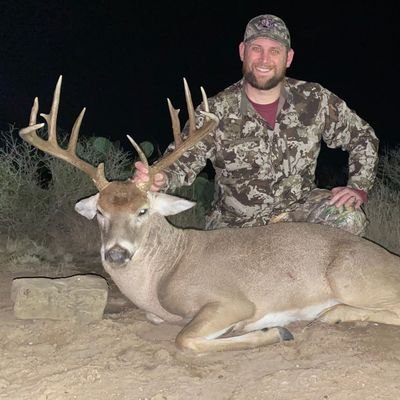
left=305, top=189, right=367, bottom=236
left=273, top=189, right=368, bottom=236
left=320, top=207, right=367, bottom=236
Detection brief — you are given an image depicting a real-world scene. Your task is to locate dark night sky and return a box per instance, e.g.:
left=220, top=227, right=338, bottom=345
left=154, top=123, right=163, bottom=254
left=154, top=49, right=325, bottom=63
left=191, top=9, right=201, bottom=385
left=0, top=1, right=397, bottom=152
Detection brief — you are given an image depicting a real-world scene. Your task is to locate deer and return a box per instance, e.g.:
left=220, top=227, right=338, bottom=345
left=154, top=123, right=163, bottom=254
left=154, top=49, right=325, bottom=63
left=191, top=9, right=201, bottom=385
left=19, top=76, right=400, bottom=354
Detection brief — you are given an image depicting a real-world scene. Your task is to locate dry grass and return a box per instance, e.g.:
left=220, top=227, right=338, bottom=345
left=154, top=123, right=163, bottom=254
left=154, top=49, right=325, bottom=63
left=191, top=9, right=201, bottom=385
left=0, top=126, right=131, bottom=256
left=364, top=148, right=400, bottom=254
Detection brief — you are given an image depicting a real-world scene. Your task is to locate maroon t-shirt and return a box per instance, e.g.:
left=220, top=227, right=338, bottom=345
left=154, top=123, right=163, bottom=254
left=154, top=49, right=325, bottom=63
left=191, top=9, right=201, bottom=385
left=248, top=98, right=279, bottom=128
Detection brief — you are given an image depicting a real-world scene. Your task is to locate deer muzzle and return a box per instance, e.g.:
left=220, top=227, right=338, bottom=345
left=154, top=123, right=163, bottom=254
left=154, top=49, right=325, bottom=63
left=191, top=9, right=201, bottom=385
left=104, top=245, right=132, bottom=268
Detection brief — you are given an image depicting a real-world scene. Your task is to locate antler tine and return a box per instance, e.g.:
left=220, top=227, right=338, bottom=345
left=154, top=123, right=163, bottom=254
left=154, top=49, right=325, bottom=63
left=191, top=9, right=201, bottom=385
left=126, top=80, right=219, bottom=192
left=151, top=80, right=219, bottom=173
left=27, top=96, right=43, bottom=129
left=19, top=75, right=110, bottom=191
left=127, top=135, right=152, bottom=192
left=68, top=106, right=86, bottom=154
left=183, top=78, right=196, bottom=134
left=40, top=75, right=62, bottom=146
left=167, top=98, right=183, bottom=147
left=200, top=86, right=210, bottom=112
left=126, top=135, right=149, bottom=169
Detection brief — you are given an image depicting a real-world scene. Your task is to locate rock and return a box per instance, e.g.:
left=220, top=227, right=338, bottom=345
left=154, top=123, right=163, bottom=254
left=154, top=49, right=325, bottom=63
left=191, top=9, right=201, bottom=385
left=11, top=275, right=108, bottom=322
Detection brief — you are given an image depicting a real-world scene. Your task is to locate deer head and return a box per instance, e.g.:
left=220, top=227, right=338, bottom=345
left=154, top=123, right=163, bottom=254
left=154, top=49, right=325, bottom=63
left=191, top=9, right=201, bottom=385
left=20, top=76, right=219, bottom=268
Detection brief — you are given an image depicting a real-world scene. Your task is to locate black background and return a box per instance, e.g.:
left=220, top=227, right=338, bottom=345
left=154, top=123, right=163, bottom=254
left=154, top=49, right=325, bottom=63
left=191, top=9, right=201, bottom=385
left=1, top=1, right=397, bottom=152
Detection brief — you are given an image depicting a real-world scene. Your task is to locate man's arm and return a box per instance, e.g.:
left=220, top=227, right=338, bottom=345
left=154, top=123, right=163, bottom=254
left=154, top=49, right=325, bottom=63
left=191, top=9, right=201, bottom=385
left=321, top=90, right=379, bottom=208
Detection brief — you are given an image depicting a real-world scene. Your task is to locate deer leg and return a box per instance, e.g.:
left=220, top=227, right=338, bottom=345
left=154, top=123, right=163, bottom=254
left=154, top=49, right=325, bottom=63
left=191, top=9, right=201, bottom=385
left=145, top=312, right=165, bottom=325
left=324, top=249, right=400, bottom=326
left=317, top=304, right=400, bottom=325
left=175, top=301, right=293, bottom=353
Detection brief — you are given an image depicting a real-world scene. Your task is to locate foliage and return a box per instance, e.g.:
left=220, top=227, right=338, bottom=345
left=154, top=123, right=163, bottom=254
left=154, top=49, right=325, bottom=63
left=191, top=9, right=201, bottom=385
left=138, top=141, right=155, bottom=159
left=0, top=124, right=212, bottom=252
left=0, top=126, right=50, bottom=235
left=4, top=121, right=400, bottom=257
left=0, top=126, right=132, bottom=251
left=364, top=147, right=400, bottom=254
left=167, top=174, right=214, bottom=229
left=375, top=146, right=400, bottom=190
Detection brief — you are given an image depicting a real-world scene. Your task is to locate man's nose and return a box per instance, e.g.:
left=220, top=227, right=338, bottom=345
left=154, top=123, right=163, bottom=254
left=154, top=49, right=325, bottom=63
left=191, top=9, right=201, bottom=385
left=260, top=51, right=270, bottom=63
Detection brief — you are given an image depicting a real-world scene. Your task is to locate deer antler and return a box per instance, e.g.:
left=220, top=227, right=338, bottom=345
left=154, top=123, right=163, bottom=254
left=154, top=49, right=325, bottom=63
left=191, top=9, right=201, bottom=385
left=127, top=78, right=219, bottom=191
left=19, top=76, right=110, bottom=191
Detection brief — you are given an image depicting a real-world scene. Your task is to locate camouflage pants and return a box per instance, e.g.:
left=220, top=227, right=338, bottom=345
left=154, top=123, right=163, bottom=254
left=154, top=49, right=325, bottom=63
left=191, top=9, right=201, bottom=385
left=270, top=189, right=367, bottom=236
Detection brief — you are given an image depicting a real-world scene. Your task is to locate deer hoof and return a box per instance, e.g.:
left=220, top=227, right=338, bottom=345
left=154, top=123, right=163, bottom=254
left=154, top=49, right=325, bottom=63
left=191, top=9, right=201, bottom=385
left=262, top=327, right=294, bottom=341
left=278, top=327, right=294, bottom=341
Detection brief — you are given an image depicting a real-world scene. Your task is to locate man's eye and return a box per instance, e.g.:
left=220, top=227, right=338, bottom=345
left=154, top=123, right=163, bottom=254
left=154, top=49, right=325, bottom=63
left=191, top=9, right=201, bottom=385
left=138, top=209, right=148, bottom=216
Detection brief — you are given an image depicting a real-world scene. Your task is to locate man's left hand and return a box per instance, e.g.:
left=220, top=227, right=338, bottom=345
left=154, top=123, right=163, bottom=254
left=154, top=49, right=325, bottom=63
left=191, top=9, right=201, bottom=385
left=329, top=186, right=368, bottom=209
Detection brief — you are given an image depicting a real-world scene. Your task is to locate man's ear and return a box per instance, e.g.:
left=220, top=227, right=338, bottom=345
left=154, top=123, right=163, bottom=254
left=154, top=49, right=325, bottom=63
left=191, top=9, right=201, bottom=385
left=239, top=42, right=246, bottom=61
left=286, top=48, right=294, bottom=68
left=75, top=193, right=99, bottom=220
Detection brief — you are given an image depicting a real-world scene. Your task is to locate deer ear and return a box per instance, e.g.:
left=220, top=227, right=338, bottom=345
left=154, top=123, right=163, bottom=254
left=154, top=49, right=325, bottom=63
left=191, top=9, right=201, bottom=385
left=75, top=193, right=100, bottom=220
left=148, top=192, right=196, bottom=216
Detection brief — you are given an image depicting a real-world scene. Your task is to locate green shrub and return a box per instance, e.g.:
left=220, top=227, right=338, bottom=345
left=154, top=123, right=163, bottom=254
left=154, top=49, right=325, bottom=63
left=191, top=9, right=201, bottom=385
left=167, top=174, right=214, bottom=229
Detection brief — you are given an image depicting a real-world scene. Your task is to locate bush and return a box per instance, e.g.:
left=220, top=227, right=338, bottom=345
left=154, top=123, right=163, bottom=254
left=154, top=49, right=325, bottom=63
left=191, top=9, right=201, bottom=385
left=365, top=147, right=400, bottom=254
left=3, top=122, right=400, bottom=257
left=167, top=174, right=214, bottom=229
left=0, top=126, right=50, bottom=236
left=0, top=126, right=132, bottom=253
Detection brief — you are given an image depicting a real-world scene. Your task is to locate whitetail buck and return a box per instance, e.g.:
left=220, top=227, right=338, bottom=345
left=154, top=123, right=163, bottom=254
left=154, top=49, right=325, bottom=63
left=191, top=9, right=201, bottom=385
left=20, top=76, right=400, bottom=353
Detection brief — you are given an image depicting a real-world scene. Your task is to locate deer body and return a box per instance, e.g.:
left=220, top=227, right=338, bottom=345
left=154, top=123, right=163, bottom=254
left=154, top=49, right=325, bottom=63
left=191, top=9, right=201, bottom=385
left=20, top=76, right=400, bottom=353
left=75, top=183, right=400, bottom=353
left=145, top=219, right=337, bottom=322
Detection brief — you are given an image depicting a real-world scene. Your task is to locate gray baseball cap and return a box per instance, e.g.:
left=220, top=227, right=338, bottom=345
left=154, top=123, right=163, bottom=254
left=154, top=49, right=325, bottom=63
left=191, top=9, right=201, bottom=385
left=243, top=14, right=291, bottom=48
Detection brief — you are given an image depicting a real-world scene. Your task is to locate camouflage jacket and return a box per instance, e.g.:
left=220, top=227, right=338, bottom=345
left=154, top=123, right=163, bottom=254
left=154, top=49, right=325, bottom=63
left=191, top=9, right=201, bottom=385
left=163, top=77, right=379, bottom=229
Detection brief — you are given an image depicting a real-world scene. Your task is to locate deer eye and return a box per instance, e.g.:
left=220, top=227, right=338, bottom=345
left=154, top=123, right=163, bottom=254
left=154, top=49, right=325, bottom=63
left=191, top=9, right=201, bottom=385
left=138, top=208, right=148, bottom=216
left=97, top=209, right=104, bottom=217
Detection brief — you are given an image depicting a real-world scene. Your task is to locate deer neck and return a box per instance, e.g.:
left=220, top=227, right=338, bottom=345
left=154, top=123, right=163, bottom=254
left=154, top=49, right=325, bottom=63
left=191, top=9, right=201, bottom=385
left=108, top=214, right=188, bottom=323
left=140, top=213, right=188, bottom=274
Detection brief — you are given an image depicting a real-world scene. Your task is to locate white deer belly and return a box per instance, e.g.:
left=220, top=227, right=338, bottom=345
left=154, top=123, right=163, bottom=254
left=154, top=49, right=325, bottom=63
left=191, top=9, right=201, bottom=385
left=245, top=300, right=339, bottom=331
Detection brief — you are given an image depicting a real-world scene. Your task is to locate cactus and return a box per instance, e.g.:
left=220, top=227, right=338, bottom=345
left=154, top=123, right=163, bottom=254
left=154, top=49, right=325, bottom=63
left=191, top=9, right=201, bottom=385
left=168, top=174, right=214, bottom=229
left=88, top=136, right=115, bottom=157
left=139, top=141, right=155, bottom=159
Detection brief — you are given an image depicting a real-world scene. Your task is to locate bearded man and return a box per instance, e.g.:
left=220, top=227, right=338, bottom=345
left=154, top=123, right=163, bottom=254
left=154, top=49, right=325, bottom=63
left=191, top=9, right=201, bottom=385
left=134, top=14, right=379, bottom=236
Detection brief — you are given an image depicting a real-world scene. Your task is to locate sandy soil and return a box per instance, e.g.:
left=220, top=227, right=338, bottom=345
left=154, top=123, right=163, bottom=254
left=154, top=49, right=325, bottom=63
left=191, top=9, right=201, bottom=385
left=1, top=253, right=400, bottom=400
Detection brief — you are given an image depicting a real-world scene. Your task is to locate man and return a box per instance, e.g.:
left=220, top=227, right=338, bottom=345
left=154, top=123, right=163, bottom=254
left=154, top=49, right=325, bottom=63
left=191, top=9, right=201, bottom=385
left=134, top=14, right=379, bottom=235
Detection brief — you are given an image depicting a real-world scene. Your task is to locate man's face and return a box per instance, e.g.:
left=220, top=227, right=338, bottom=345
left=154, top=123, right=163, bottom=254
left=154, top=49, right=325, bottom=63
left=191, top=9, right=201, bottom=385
left=239, top=37, right=294, bottom=90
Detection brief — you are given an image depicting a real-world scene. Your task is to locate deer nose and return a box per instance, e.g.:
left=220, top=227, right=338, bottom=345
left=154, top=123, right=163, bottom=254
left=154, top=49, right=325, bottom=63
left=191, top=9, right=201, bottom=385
left=105, top=245, right=132, bottom=266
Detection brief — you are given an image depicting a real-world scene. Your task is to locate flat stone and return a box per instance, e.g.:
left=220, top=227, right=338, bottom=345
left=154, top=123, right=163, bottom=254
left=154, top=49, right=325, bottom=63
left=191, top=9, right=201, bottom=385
left=11, top=275, right=108, bottom=322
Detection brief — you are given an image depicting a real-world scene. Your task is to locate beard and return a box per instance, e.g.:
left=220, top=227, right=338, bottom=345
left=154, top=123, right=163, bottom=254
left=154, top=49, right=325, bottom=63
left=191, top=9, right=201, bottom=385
left=243, top=64, right=286, bottom=90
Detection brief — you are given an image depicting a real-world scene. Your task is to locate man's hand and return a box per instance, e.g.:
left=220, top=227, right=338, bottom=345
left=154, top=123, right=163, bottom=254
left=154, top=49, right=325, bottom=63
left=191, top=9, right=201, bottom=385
left=132, top=161, right=167, bottom=192
left=329, top=186, right=368, bottom=209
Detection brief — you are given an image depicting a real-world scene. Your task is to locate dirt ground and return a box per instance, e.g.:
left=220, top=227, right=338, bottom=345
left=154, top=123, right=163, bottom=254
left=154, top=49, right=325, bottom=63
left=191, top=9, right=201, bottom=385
left=1, top=250, right=400, bottom=400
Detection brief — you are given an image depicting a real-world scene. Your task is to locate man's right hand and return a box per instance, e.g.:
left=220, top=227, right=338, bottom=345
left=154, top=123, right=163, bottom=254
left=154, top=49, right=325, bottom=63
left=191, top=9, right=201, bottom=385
left=132, top=161, right=167, bottom=192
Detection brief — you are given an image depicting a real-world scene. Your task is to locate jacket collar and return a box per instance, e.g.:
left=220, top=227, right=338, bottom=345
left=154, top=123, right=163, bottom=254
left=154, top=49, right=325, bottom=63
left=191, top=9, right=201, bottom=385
left=239, top=77, right=293, bottom=116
